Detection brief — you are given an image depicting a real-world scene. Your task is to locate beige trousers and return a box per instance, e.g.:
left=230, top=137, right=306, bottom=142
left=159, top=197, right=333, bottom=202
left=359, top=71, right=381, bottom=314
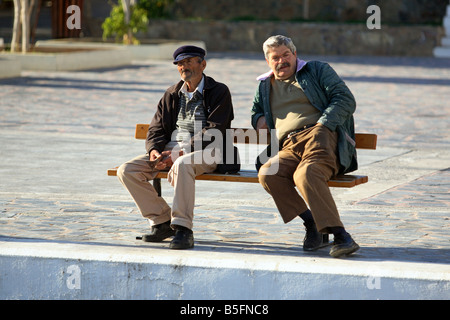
left=258, top=124, right=344, bottom=233
left=117, top=145, right=217, bottom=230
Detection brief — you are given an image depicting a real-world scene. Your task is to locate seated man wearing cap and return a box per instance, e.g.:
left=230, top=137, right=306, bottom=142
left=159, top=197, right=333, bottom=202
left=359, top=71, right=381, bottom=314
left=117, top=45, right=235, bottom=249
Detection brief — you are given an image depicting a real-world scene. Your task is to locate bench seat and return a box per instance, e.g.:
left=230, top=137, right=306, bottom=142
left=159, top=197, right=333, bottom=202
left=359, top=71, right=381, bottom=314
left=108, top=168, right=367, bottom=188
left=108, top=124, right=376, bottom=189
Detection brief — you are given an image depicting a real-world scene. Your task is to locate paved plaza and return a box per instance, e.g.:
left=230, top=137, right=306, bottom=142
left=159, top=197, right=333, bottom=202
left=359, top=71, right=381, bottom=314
left=0, top=52, right=449, bottom=299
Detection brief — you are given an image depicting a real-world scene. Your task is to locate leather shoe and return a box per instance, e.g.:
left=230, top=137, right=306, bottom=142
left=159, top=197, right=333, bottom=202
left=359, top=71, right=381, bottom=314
left=303, top=224, right=322, bottom=251
left=170, top=225, right=194, bottom=249
left=141, top=220, right=175, bottom=242
left=303, top=223, right=329, bottom=251
left=329, top=232, right=360, bottom=258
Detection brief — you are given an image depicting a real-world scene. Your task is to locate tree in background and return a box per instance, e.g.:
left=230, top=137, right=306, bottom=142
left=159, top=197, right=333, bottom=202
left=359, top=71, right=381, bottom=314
left=102, top=0, right=174, bottom=44
left=102, top=0, right=149, bottom=44
left=138, top=0, right=174, bottom=19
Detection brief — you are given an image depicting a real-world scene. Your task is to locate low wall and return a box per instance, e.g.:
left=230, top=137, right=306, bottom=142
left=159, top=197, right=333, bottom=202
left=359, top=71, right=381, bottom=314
left=0, top=40, right=206, bottom=74
left=167, top=0, right=448, bottom=25
left=0, top=58, right=20, bottom=79
left=1, top=48, right=131, bottom=72
left=1, top=241, right=449, bottom=299
left=144, top=20, right=444, bottom=57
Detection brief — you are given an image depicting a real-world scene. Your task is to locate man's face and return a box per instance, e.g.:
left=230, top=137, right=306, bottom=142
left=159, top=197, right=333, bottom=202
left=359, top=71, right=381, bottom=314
left=177, top=57, right=206, bottom=82
left=266, top=45, right=297, bottom=80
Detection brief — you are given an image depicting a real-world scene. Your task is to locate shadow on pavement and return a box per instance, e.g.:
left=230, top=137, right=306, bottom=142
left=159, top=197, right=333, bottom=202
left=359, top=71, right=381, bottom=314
left=2, top=235, right=448, bottom=265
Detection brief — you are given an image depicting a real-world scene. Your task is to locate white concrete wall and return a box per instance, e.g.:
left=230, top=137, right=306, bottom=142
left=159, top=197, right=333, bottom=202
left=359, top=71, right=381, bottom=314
left=1, top=241, right=448, bottom=300
left=0, top=58, right=21, bottom=79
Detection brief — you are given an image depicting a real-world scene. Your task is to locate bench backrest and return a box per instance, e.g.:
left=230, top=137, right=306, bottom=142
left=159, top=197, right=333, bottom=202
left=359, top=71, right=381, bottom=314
left=134, top=124, right=377, bottom=150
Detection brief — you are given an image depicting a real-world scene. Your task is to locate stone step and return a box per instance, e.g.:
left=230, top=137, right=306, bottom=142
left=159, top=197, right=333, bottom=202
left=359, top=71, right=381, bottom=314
left=444, top=16, right=450, bottom=30
left=442, top=37, right=450, bottom=47
left=0, top=58, right=21, bottom=79
left=433, top=46, right=450, bottom=58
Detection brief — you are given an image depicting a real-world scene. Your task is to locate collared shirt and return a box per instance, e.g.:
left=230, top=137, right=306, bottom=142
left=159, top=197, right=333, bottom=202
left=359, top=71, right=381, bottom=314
left=179, top=76, right=205, bottom=100
left=174, top=76, right=207, bottom=149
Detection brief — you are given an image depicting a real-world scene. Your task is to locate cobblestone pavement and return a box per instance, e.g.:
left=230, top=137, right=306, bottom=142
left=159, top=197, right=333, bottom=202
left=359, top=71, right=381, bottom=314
left=0, top=53, right=449, bottom=264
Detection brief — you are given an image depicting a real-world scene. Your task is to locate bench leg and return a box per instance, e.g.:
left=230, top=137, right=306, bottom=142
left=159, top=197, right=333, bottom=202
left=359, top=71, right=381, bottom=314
left=153, top=178, right=161, bottom=197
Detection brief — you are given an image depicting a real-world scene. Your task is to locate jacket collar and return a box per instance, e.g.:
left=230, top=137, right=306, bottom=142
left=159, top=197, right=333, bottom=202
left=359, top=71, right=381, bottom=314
left=256, top=58, right=307, bottom=81
left=170, top=74, right=215, bottom=95
left=178, top=75, right=205, bottom=97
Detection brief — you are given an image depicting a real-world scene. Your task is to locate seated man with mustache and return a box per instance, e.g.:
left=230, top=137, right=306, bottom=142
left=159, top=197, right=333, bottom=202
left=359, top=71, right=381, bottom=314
left=251, top=35, right=359, bottom=258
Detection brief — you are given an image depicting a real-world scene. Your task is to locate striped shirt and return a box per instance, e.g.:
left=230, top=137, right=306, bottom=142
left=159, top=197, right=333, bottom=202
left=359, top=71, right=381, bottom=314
left=173, top=77, right=207, bottom=145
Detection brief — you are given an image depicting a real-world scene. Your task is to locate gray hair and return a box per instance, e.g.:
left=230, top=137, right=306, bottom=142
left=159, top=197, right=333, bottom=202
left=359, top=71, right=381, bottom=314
left=263, top=35, right=297, bottom=59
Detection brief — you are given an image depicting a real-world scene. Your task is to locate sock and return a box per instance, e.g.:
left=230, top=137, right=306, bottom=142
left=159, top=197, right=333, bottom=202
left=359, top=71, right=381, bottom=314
left=329, top=226, right=346, bottom=236
left=299, top=209, right=315, bottom=228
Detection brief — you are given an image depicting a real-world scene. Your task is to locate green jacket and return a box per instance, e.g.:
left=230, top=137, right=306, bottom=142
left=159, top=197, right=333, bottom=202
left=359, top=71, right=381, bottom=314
left=251, top=59, right=358, bottom=174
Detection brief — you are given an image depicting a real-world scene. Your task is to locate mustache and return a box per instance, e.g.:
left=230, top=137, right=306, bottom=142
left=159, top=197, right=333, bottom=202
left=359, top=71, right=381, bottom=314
left=276, top=63, right=290, bottom=71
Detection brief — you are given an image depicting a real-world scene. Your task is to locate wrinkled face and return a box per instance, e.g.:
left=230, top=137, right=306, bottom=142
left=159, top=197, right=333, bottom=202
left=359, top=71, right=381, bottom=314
left=177, top=57, right=206, bottom=82
left=266, top=45, right=297, bottom=80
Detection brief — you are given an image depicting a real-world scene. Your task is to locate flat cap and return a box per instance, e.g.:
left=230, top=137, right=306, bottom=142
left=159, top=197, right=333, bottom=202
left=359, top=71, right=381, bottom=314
left=173, top=45, right=206, bottom=64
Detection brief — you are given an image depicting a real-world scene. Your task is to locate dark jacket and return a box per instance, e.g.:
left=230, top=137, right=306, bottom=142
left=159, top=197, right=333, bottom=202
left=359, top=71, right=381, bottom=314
left=251, top=60, right=358, bottom=174
left=146, top=75, right=234, bottom=154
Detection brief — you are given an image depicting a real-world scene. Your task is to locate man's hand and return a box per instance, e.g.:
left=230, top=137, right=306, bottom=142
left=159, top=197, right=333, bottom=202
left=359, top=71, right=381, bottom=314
left=149, top=149, right=161, bottom=161
left=150, top=149, right=184, bottom=170
left=149, top=149, right=168, bottom=170
left=256, top=116, right=268, bottom=130
left=156, top=150, right=172, bottom=170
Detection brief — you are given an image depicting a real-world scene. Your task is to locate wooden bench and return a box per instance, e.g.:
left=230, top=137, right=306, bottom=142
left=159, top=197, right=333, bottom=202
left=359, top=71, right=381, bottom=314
left=108, top=124, right=377, bottom=195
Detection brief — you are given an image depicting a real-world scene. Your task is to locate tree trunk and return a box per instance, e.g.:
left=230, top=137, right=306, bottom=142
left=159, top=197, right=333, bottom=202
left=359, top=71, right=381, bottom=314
left=20, top=0, right=30, bottom=53
left=11, top=0, right=21, bottom=52
left=122, top=0, right=131, bottom=44
left=11, top=0, right=36, bottom=53
left=303, top=0, right=309, bottom=20
left=121, top=0, right=136, bottom=45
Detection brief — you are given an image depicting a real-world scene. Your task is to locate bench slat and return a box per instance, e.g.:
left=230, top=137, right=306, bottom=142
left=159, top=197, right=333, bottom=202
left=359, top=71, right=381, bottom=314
left=107, top=167, right=367, bottom=188
left=134, top=124, right=377, bottom=150
left=354, top=133, right=378, bottom=150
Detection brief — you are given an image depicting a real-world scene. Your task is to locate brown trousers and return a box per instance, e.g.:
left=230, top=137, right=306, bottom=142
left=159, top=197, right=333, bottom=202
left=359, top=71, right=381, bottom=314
left=117, top=143, right=217, bottom=230
left=258, top=124, right=344, bottom=233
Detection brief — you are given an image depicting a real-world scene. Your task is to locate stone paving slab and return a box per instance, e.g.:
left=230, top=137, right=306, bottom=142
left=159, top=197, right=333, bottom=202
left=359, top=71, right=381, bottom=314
left=0, top=52, right=449, bottom=299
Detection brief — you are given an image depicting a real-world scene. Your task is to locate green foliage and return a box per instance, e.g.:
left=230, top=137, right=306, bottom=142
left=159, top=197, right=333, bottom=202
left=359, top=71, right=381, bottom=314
left=138, top=0, right=175, bottom=19
left=102, top=0, right=149, bottom=44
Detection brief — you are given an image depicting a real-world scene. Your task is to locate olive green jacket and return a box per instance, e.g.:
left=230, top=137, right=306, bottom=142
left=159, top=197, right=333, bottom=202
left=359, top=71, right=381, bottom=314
left=251, top=59, right=358, bottom=174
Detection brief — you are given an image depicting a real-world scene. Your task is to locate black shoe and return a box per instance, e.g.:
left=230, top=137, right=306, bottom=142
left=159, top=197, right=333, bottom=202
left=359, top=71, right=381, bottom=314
left=329, top=232, right=360, bottom=258
left=170, top=225, right=194, bottom=249
left=141, top=220, right=175, bottom=242
left=303, top=223, right=329, bottom=251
